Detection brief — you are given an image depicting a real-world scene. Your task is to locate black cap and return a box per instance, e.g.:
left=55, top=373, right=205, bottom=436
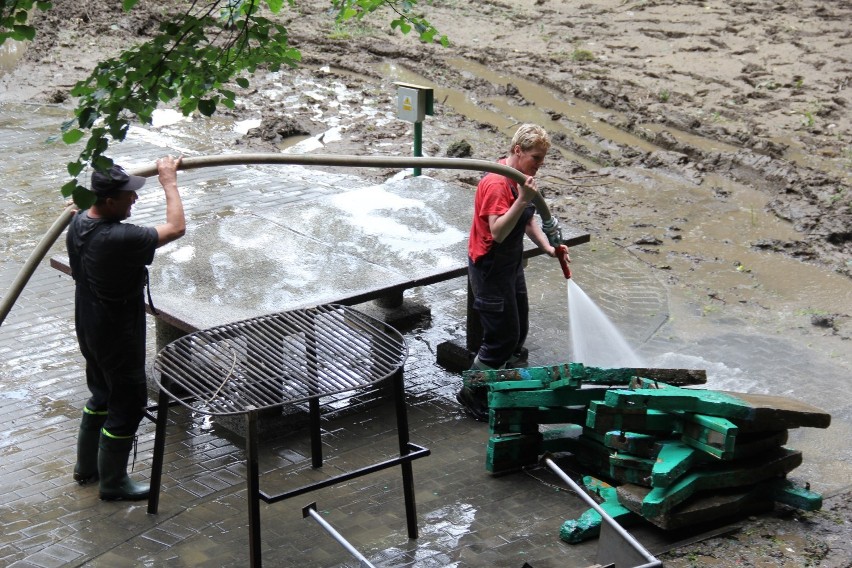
left=90, top=165, right=146, bottom=196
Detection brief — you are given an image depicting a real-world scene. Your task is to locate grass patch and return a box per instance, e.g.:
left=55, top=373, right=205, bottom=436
left=571, top=48, right=595, bottom=62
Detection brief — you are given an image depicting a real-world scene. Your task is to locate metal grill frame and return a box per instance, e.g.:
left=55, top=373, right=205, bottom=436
left=152, top=304, right=408, bottom=416
left=146, top=304, right=429, bottom=568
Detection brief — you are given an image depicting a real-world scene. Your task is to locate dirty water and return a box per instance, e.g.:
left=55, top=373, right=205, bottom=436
left=379, top=60, right=850, bottom=327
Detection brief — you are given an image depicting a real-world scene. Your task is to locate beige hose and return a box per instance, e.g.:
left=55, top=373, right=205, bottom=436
left=0, top=154, right=557, bottom=326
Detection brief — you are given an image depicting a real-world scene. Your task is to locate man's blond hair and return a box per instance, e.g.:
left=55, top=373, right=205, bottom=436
left=510, top=124, right=551, bottom=153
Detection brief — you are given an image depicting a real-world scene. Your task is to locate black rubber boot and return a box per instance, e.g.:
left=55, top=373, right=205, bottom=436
left=456, top=355, right=495, bottom=422
left=73, top=408, right=107, bottom=485
left=98, top=432, right=149, bottom=501
left=456, top=385, right=490, bottom=422
left=505, top=346, right=529, bottom=369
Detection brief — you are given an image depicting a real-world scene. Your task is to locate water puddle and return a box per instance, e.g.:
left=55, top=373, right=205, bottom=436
left=774, top=135, right=851, bottom=183
left=1, top=388, right=29, bottom=400
left=0, top=39, right=26, bottom=73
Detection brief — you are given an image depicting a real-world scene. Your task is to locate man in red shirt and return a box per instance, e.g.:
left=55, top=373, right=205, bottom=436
left=458, top=124, right=569, bottom=420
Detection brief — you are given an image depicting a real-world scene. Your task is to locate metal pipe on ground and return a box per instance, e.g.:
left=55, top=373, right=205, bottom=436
left=302, top=502, right=376, bottom=568
left=543, top=455, right=661, bottom=568
left=0, top=154, right=563, bottom=327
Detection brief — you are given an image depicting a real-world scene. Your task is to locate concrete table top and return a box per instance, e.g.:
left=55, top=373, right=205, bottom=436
left=53, top=175, right=589, bottom=333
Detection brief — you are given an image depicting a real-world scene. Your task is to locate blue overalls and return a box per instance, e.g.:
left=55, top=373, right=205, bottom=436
left=468, top=185, right=535, bottom=369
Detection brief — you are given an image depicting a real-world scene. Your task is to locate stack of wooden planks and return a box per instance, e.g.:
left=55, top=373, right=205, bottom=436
left=464, top=363, right=831, bottom=542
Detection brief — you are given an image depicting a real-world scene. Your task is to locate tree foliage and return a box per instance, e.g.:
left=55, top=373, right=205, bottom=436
left=0, top=0, right=445, bottom=206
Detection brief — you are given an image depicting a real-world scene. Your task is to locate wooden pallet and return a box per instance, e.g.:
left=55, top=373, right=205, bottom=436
left=479, top=365, right=830, bottom=541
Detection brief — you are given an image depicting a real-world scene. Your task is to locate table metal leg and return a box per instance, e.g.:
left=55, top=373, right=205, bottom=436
left=246, top=407, right=262, bottom=568
left=147, top=388, right=170, bottom=515
left=392, top=368, right=418, bottom=539
left=309, top=396, right=322, bottom=469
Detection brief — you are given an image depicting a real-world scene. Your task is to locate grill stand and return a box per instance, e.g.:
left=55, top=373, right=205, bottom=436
left=146, top=368, right=430, bottom=568
left=145, top=305, right=429, bottom=568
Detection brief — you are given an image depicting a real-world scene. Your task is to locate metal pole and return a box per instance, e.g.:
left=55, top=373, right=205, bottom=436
left=392, top=368, right=419, bottom=539
left=302, top=503, right=376, bottom=568
left=246, top=407, right=263, bottom=568
left=543, top=457, right=661, bottom=568
left=413, top=122, right=423, bottom=177
left=146, top=388, right=171, bottom=515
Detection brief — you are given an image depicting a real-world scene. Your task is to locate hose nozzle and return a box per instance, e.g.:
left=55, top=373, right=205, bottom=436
left=541, top=217, right=563, bottom=248
left=556, top=246, right=572, bottom=279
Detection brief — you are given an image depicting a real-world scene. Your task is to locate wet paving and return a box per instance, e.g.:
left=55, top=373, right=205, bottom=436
left=1, top=98, right=850, bottom=567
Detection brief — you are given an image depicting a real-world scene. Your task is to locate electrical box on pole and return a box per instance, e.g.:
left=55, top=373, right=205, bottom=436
left=395, top=82, right=433, bottom=123
left=394, top=82, right=434, bottom=176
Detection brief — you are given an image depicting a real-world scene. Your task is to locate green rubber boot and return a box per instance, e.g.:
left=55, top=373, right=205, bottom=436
left=98, top=430, right=149, bottom=501
left=73, top=407, right=107, bottom=485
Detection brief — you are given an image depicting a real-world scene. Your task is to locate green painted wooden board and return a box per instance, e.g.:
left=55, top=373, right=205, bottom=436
left=560, top=476, right=636, bottom=544
left=604, top=388, right=831, bottom=430
left=486, top=426, right=585, bottom=473
left=768, top=478, right=823, bottom=511
left=617, top=482, right=776, bottom=530
left=490, top=407, right=588, bottom=435
left=464, top=363, right=707, bottom=389
left=490, top=388, right=610, bottom=409
left=463, top=364, right=580, bottom=389
left=639, top=446, right=803, bottom=517
left=487, top=433, right=542, bottom=473
left=586, top=403, right=677, bottom=433
left=676, top=412, right=738, bottom=458
left=603, top=431, right=665, bottom=458
left=616, top=477, right=822, bottom=529
left=651, top=442, right=704, bottom=488
left=574, top=365, right=707, bottom=386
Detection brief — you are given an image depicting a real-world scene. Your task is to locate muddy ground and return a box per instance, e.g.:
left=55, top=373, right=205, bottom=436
left=1, top=0, right=850, bottom=566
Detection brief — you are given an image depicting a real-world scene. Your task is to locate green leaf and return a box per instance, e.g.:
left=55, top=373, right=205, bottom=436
left=67, top=161, right=84, bottom=177
left=12, top=24, right=35, bottom=40
left=62, top=129, right=85, bottom=144
left=236, top=77, right=250, bottom=88
left=61, top=179, right=78, bottom=198
left=123, top=0, right=140, bottom=11
left=72, top=185, right=97, bottom=209
left=77, top=107, right=98, bottom=129
left=198, top=98, right=217, bottom=117
left=92, top=155, right=113, bottom=172
left=265, top=0, right=284, bottom=13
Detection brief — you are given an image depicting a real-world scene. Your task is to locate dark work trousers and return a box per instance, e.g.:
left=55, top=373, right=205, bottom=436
left=468, top=203, right=534, bottom=369
left=74, top=287, right=148, bottom=438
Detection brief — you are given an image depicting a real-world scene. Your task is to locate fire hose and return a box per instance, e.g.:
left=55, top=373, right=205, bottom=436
left=0, top=154, right=566, bottom=326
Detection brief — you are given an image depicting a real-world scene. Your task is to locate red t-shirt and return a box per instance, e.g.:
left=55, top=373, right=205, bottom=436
left=468, top=160, right=518, bottom=263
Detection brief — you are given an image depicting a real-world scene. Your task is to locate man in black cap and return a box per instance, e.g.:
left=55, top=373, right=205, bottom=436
left=67, top=156, right=185, bottom=501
